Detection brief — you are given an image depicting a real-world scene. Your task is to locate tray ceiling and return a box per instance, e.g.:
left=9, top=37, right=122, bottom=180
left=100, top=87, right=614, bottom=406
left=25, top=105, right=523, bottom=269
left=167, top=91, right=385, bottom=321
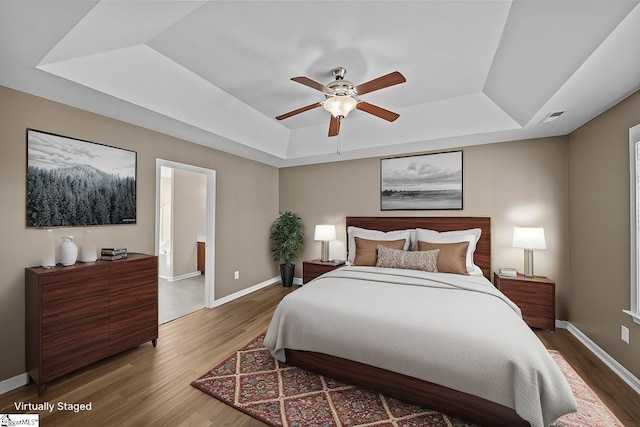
left=1, top=1, right=639, bottom=167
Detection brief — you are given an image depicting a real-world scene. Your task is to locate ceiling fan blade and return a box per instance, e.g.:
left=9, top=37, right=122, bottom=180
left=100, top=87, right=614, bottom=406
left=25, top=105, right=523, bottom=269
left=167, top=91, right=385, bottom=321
left=328, top=115, right=341, bottom=137
left=291, top=76, right=331, bottom=93
left=354, top=71, right=406, bottom=95
left=276, top=102, right=322, bottom=120
left=356, top=102, right=400, bottom=122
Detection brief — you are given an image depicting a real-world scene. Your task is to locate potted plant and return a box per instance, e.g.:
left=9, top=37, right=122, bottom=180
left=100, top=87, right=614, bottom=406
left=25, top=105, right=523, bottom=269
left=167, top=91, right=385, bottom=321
left=270, top=211, right=304, bottom=287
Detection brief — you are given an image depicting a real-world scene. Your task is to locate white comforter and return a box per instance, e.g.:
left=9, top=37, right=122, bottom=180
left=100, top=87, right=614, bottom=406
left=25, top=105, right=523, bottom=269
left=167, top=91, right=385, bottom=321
left=264, top=266, right=577, bottom=427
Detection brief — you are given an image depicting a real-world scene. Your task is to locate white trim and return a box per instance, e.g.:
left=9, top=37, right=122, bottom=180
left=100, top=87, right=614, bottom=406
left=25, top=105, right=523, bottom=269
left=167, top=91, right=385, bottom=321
left=209, top=276, right=304, bottom=307
left=204, top=170, right=216, bottom=307
left=557, top=320, right=640, bottom=395
left=0, top=373, right=28, bottom=395
left=155, top=159, right=216, bottom=307
left=209, top=276, right=282, bottom=307
left=623, top=309, right=640, bottom=325
left=628, top=124, right=640, bottom=321
left=160, top=271, right=202, bottom=282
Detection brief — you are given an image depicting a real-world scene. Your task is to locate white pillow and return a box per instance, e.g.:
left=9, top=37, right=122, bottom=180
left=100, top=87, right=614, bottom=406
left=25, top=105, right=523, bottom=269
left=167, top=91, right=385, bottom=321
left=415, top=228, right=482, bottom=274
left=347, top=226, right=413, bottom=263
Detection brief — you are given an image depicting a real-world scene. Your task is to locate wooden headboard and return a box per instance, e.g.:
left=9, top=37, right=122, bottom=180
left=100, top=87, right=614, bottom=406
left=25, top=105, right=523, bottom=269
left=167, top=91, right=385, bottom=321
left=345, top=216, right=491, bottom=280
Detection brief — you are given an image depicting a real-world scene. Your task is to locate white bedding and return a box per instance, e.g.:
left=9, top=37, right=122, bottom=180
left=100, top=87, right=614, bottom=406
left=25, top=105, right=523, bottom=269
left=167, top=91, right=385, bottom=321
left=264, top=266, right=577, bottom=427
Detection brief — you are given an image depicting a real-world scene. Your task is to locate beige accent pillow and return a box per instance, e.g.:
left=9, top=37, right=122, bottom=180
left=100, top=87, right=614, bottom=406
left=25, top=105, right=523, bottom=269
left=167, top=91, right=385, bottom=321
left=376, top=245, right=439, bottom=272
left=353, top=237, right=406, bottom=266
left=418, top=240, right=470, bottom=275
left=415, top=228, right=482, bottom=274
left=347, top=227, right=413, bottom=263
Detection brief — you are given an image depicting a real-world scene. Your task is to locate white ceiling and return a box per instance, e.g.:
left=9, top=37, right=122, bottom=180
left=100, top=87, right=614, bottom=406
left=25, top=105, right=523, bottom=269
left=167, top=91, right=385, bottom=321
left=1, top=1, right=639, bottom=168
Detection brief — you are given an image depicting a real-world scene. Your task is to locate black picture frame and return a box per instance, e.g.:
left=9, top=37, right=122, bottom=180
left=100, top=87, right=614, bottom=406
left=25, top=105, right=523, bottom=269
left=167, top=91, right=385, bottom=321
left=380, top=151, right=463, bottom=210
left=26, top=129, right=137, bottom=228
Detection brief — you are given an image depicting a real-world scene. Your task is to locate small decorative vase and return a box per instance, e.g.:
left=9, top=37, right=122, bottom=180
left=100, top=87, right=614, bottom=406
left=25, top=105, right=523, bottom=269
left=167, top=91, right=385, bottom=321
left=60, top=236, right=78, bottom=266
left=79, top=230, right=98, bottom=262
left=41, top=229, right=56, bottom=268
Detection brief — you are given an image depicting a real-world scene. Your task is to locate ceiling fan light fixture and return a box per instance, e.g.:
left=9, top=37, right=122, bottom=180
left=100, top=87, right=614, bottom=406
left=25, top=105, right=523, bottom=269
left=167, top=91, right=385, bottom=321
left=277, top=68, right=405, bottom=137
left=323, top=95, right=358, bottom=118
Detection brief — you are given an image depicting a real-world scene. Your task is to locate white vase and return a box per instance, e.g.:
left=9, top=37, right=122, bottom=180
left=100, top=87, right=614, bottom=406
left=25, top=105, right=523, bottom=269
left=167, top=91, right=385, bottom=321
left=60, top=236, right=78, bottom=266
left=79, top=230, right=98, bottom=262
left=41, top=229, right=56, bottom=268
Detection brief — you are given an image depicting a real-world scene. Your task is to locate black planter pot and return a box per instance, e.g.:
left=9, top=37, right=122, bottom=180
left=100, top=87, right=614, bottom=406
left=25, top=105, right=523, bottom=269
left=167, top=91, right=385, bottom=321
left=280, top=263, right=295, bottom=287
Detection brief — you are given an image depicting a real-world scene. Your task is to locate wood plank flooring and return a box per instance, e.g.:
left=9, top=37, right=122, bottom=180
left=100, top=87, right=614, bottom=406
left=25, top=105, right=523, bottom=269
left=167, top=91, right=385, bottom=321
left=535, top=329, right=640, bottom=426
left=1, top=283, right=639, bottom=426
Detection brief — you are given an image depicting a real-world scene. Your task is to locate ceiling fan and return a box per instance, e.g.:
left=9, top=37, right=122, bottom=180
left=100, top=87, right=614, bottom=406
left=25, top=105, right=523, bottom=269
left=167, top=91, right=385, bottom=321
left=276, top=67, right=406, bottom=137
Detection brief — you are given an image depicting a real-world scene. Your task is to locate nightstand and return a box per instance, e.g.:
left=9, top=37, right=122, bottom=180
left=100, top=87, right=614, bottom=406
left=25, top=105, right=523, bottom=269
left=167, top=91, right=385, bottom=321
left=494, top=272, right=556, bottom=330
left=303, top=260, right=344, bottom=284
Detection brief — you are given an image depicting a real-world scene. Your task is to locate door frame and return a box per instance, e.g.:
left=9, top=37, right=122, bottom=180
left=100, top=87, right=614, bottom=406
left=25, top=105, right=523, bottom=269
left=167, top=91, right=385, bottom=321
left=155, top=159, right=216, bottom=307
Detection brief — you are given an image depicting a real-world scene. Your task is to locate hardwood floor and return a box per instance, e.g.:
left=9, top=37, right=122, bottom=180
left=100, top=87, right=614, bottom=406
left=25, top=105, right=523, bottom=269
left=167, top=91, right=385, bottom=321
left=1, top=283, right=639, bottom=426
left=535, top=329, right=640, bottom=427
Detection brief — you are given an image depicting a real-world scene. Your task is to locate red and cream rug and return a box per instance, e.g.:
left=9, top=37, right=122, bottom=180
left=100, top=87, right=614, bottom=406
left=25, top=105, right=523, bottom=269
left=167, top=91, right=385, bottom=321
left=191, top=334, right=623, bottom=427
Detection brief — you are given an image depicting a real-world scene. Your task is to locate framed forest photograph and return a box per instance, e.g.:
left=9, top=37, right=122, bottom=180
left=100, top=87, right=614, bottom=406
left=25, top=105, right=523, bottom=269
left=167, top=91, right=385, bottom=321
left=380, top=151, right=463, bottom=210
left=26, top=129, right=137, bottom=228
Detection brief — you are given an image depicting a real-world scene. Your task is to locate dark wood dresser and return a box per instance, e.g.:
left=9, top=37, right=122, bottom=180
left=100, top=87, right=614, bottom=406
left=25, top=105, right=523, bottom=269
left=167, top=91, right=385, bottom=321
left=25, top=253, right=158, bottom=395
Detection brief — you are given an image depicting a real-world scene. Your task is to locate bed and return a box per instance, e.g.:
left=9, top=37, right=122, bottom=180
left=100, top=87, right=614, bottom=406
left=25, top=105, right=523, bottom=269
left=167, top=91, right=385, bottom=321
left=264, top=216, right=576, bottom=427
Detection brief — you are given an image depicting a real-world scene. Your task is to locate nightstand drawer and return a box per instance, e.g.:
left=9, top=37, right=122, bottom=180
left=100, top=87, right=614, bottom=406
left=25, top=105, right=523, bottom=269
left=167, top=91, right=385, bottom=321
left=303, top=260, right=343, bottom=284
left=303, top=264, right=333, bottom=283
left=521, top=312, right=555, bottom=330
left=499, top=281, right=553, bottom=307
left=513, top=300, right=554, bottom=319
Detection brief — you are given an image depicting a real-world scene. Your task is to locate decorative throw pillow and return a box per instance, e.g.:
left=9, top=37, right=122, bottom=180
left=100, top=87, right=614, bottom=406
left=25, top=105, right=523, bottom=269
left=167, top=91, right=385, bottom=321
left=415, top=228, right=482, bottom=274
left=376, top=245, right=439, bottom=272
left=347, top=227, right=413, bottom=263
left=417, top=241, right=470, bottom=275
left=353, top=237, right=406, bottom=266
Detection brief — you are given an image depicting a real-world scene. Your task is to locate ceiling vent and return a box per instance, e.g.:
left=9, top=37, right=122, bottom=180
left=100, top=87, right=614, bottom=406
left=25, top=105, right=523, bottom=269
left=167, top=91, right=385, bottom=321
left=539, top=111, right=566, bottom=123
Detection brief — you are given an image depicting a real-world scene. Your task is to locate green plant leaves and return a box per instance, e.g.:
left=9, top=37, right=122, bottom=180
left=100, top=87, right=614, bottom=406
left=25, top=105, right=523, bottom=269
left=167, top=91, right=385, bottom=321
left=270, top=211, right=304, bottom=265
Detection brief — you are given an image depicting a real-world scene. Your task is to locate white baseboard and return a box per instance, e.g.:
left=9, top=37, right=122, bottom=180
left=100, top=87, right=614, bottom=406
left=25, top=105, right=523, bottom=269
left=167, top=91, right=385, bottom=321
left=0, top=373, right=28, bottom=395
left=208, top=275, right=303, bottom=307
left=160, top=271, right=202, bottom=282
left=557, top=320, right=640, bottom=395
left=208, top=276, right=282, bottom=308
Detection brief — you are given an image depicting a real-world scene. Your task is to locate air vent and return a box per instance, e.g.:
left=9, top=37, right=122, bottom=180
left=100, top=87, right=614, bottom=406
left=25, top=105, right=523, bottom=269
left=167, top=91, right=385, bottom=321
left=539, top=111, right=566, bottom=123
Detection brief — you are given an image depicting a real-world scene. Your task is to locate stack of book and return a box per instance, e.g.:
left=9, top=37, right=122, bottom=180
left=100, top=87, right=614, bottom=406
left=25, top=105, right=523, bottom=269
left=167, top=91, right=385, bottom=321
left=498, top=267, right=518, bottom=278
left=100, top=248, right=128, bottom=261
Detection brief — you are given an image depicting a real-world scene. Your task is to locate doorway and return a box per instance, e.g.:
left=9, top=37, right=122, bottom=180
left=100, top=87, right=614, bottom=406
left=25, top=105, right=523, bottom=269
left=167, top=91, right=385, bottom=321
left=155, top=159, right=216, bottom=324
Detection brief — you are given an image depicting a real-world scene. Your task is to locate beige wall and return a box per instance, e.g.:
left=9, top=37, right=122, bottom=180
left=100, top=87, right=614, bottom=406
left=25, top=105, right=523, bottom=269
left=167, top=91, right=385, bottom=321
left=280, top=137, right=570, bottom=317
left=3, top=78, right=638, bottom=389
left=0, top=85, right=280, bottom=382
left=159, top=174, right=172, bottom=277
left=172, top=168, right=206, bottom=278
left=568, top=90, right=640, bottom=379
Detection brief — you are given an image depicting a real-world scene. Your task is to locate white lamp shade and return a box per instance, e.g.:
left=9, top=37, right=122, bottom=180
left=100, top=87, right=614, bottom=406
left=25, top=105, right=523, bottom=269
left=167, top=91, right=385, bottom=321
left=512, top=227, right=547, bottom=250
left=314, top=224, right=336, bottom=242
left=323, top=95, right=357, bottom=118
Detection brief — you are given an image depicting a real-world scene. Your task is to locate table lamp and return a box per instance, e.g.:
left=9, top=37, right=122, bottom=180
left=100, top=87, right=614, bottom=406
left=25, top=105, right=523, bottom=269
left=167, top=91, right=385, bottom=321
left=512, top=226, right=546, bottom=277
left=314, top=225, right=336, bottom=262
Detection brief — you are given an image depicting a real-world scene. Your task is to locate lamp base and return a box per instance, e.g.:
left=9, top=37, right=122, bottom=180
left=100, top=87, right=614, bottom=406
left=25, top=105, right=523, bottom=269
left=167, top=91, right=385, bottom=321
left=523, top=249, right=534, bottom=277
left=321, top=241, right=330, bottom=262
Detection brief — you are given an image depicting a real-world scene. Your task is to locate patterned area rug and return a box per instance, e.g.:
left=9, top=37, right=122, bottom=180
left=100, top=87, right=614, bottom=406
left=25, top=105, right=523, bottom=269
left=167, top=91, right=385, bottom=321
left=191, top=334, right=623, bottom=427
